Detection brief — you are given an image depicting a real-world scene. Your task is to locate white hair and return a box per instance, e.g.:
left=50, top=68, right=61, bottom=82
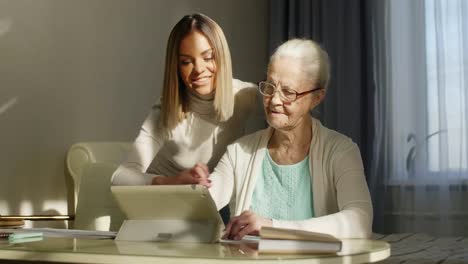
left=269, top=39, right=330, bottom=91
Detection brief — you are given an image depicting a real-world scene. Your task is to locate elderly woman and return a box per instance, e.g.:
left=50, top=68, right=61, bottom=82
left=192, top=39, right=372, bottom=239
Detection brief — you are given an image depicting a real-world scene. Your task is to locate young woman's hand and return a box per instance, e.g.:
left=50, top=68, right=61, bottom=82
left=223, top=210, right=273, bottom=240
left=151, top=163, right=211, bottom=187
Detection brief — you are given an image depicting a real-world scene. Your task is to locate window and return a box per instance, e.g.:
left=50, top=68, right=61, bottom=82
left=388, top=0, right=468, bottom=182
left=425, top=0, right=467, bottom=173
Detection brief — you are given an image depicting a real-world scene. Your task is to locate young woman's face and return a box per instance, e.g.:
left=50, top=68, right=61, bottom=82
left=178, top=31, right=216, bottom=95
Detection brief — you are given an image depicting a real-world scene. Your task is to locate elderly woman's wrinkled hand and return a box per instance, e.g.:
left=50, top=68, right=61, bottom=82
left=223, top=210, right=273, bottom=240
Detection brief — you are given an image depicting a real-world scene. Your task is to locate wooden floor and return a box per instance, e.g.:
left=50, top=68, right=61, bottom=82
left=374, top=233, right=468, bottom=263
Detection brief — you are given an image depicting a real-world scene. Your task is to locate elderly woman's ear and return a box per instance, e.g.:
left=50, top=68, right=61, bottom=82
left=310, top=89, right=326, bottom=110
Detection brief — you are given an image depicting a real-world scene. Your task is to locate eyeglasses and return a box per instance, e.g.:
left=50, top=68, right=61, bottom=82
left=258, top=81, right=322, bottom=103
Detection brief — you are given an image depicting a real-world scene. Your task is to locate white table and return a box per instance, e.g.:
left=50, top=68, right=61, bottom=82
left=0, top=237, right=389, bottom=264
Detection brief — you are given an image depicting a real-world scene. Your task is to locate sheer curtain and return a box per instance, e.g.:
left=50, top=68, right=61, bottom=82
left=268, top=0, right=468, bottom=236
left=371, top=0, right=468, bottom=236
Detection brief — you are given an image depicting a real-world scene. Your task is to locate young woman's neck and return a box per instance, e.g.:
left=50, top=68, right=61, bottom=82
left=185, top=87, right=216, bottom=116
left=186, top=87, right=215, bottom=101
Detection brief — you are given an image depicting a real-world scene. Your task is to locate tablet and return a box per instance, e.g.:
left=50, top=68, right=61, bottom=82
left=111, top=185, right=224, bottom=243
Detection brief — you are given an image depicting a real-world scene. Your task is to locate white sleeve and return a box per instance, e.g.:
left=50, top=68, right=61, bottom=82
left=272, top=144, right=373, bottom=239
left=111, top=108, right=165, bottom=186
left=208, top=146, right=236, bottom=210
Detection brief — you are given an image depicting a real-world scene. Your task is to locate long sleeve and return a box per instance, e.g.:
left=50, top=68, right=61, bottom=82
left=111, top=79, right=265, bottom=186
left=272, top=144, right=373, bottom=239
left=111, top=108, right=164, bottom=185
left=208, top=147, right=236, bottom=211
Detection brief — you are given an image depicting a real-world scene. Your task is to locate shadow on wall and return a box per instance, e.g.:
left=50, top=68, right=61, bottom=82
left=0, top=97, right=68, bottom=228
left=0, top=98, right=18, bottom=217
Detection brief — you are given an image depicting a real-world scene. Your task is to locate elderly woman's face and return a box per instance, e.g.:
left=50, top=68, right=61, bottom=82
left=178, top=31, right=216, bottom=95
left=263, top=57, right=321, bottom=131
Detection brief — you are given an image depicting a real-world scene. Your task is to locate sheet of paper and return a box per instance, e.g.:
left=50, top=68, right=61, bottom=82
left=220, top=235, right=260, bottom=244
left=0, top=228, right=117, bottom=239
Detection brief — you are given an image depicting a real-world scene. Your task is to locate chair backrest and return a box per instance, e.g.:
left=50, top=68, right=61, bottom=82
left=74, top=162, right=125, bottom=231
left=67, top=142, right=132, bottom=196
left=66, top=142, right=131, bottom=231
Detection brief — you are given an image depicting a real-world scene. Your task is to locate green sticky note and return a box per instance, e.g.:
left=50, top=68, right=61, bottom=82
left=8, top=232, right=43, bottom=241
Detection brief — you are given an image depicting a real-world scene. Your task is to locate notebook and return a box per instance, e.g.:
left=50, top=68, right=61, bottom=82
left=258, top=226, right=342, bottom=254
left=221, top=227, right=342, bottom=254
left=111, top=185, right=224, bottom=243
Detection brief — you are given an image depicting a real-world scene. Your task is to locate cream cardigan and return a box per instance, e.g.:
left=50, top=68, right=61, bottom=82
left=209, top=117, right=373, bottom=239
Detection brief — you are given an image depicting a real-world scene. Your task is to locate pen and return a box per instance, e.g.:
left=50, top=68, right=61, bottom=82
left=8, top=232, right=43, bottom=241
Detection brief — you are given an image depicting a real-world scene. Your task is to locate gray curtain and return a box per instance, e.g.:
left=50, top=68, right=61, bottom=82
left=268, top=0, right=384, bottom=232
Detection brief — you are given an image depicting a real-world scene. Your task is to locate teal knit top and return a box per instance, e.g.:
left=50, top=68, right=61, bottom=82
left=250, top=150, right=314, bottom=220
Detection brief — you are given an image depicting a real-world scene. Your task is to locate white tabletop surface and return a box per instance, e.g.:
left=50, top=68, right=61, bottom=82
left=0, top=237, right=390, bottom=264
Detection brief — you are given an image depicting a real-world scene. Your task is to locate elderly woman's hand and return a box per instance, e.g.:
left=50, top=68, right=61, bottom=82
left=152, top=163, right=211, bottom=187
left=223, top=210, right=273, bottom=240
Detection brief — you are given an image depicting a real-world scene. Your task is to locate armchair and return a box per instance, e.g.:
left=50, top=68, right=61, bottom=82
left=66, top=142, right=131, bottom=231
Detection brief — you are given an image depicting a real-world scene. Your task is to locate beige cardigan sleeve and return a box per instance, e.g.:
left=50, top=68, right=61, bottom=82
left=208, top=146, right=236, bottom=211
left=272, top=143, right=373, bottom=239
left=111, top=107, right=164, bottom=186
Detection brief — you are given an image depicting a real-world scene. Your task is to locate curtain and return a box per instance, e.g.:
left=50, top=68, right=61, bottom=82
left=269, top=0, right=468, bottom=236
left=373, top=0, right=468, bottom=236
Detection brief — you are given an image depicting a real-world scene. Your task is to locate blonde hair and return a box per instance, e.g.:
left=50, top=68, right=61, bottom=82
left=160, top=13, right=233, bottom=131
left=269, top=39, right=330, bottom=91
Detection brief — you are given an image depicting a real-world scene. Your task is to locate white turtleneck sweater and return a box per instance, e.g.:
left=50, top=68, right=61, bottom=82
left=111, top=79, right=265, bottom=185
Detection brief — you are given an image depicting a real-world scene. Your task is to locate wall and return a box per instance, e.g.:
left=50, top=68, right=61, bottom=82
left=0, top=0, right=268, bottom=226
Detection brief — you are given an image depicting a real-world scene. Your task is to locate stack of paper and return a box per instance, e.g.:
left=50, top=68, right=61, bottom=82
left=0, top=228, right=116, bottom=239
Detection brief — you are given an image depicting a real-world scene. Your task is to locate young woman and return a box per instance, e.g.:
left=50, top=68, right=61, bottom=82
left=111, top=14, right=264, bottom=222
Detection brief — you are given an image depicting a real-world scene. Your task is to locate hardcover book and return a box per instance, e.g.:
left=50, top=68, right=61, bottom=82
left=257, top=226, right=342, bottom=254
left=0, top=220, right=25, bottom=228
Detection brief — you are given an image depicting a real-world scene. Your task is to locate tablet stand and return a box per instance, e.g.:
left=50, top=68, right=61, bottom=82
left=115, top=219, right=223, bottom=243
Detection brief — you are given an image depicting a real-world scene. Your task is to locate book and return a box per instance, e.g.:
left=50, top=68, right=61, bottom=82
left=0, top=228, right=116, bottom=239
left=257, top=226, right=342, bottom=254
left=0, top=220, right=24, bottom=228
